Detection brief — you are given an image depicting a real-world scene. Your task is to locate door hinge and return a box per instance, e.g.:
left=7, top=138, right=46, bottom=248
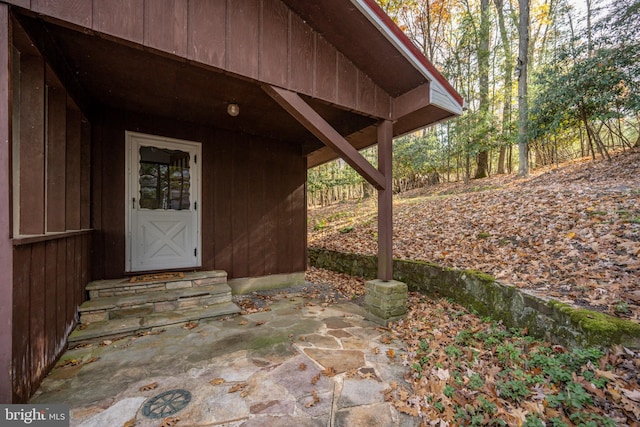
left=194, top=248, right=198, bottom=257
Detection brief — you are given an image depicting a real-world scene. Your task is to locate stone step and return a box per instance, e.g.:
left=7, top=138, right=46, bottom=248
left=86, top=271, right=228, bottom=299
left=68, top=301, right=241, bottom=345
left=79, top=284, right=232, bottom=324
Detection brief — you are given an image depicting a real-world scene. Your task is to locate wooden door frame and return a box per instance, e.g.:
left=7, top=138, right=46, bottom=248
left=124, top=131, right=202, bottom=273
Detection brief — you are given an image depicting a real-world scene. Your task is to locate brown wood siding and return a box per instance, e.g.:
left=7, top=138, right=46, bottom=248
left=19, top=54, right=45, bottom=235
left=65, top=107, right=82, bottom=230
left=289, top=11, right=314, bottom=94
left=10, top=20, right=93, bottom=402
left=20, top=0, right=391, bottom=119
left=31, top=0, right=93, bottom=28
left=93, top=0, right=144, bottom=44
left=260, top=0, right=288, bottom=87
left=144, top=0, right=187, bottom=57
left=46, top=80, right=67, bottom=232
left=80, top=120, right=91, bottom=229
left=0, top=3, right=14, bottom=403
left=187, top=0, right=226, bottom=68
left=11, top=233, right=91, bottom=403
left=314, top=36, right=337, bottom=103
left=227, top=0, right=260, bottom=79
left=92, top=108, right=307, bottom=280
left=337, top=53, right=358, bottom=111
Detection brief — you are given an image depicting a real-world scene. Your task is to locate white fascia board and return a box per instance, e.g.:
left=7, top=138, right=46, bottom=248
left=350, top=0, right=463, bottom=116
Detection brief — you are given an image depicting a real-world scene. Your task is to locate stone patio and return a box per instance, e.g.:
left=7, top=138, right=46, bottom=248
left=31, top=285, right=420, bottom=427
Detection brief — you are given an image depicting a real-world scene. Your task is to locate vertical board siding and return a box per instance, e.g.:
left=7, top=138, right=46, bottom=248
left=259, top=0, right=288, bottom=87
left=314, top=36, right=337, bottom=102
left=231, top=139, right=249, bottom=278
left=12, top=234, right=91, bottom=403
left=46, top=82, right=67, bottom=232
left=247, top=139, right=266, bottom=278
left=0, top=3, right=13, bottom=403
left=212, top=140, right=233, bottom=274
left=187, top=0, right=226, bottom=68
left=337, top=53, right=358, bottom=110
left=358, top=73, right=376, bottom=117
left=227, top=0, right=260, bottom=79
left=19, top=54, right=45, bottom=235
left=263, top=147, right=279, bottom=275
left=143, top=0, right=187, bottom=57
left=289, top=12, right=314, bottom=94
left=92, top=0, right=144, bottom=44
left=80, top=120, right=91, bottom=229
left=18, top=0, right=392, bottom=119
left=12, top=245, right=31, bottom=403
left=31, top=0, right=93, bottom=28
left=65, top=108, right=81, bottom=230
left=93, top=109, right=307, bottom=280
left=11, top=20, right=93, bottom=401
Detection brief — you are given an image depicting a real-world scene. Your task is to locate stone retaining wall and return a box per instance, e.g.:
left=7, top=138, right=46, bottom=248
left=308, top=248, right=640, bottom=349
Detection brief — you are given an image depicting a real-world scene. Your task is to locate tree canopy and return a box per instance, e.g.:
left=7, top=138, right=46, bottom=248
left=308, top=0, right=640, bottom=205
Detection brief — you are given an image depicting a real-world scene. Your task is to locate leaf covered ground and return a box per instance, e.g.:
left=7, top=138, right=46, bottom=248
left=308, top=148, right=640, bottom=321
left=304, top=267, right=640, bottom=426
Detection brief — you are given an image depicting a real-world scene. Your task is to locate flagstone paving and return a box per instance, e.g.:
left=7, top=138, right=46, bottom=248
left=31, top=286, right=420, bottom=426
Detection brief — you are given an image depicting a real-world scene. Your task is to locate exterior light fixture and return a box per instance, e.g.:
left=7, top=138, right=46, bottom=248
left=227, top=103, right=240, bottom=117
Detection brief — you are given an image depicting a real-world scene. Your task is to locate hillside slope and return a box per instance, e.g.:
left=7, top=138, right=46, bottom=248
left=308, top=148, right=640, bottom=321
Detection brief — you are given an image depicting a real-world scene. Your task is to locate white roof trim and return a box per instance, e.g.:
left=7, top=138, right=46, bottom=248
left=350, top=0, right=463, bottom=116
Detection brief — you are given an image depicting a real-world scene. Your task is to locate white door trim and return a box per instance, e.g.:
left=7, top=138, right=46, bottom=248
left=125, top=131, right=202, bottom=272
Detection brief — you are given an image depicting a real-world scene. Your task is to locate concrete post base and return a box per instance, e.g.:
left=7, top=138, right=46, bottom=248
left=364, top=279, right=408, bottom=326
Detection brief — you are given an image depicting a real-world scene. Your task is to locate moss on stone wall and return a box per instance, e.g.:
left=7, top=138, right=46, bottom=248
left=308, top=247, right=640, bottom=349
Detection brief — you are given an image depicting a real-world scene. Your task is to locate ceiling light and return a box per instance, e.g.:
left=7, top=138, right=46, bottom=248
left=227, top=103, right=240, bottom=117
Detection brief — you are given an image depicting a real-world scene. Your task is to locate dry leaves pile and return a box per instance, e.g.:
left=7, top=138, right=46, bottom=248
left=391, top=292, right=640, bottom=426
left=306, top=267, right=640, bottom=425
left=309, top=149, right=640, bottom=320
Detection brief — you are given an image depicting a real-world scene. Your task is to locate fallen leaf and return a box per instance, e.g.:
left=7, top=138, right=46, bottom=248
left=209, top=378, right=225, bottom=385
left=299, top=363, right=307, bottom=371
left=322, top=367, right=337, bottom=377
left=159, top=417, right=180, bottom=427
left=386, top=348, right=396, bottom=360
left=122, top=417, right=136, bottom=427
left=139, top=382, right=158, bottom=392
left=306, top=390, right=320, bottom=408
left=228, top=383, right=248, bottom=393
left=183, top=322, right=197, bottom=330
left=311, top=373, right=321, bottom=385
left=622, top=389, right=640, bottom=403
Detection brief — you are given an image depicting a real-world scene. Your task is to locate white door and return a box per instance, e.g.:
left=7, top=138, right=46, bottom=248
left=125, top=132, right=201, bottom=272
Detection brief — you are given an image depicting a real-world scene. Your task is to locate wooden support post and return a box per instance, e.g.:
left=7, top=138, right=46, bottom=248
left=377, top=120, right=393, bottom=281
left=0, top=4, right=14, bottom=403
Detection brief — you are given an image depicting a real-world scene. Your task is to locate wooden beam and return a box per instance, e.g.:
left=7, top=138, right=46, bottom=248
left=377, top=120, right=393, bottom=281
left=263, top=85, right=386, bottom=190
left=392, top=82, right=430, bottom=120
left=0, top=3, right=14, bottom=402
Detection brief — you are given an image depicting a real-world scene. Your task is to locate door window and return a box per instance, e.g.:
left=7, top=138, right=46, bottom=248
left=138, top=146, right=191, bottom=210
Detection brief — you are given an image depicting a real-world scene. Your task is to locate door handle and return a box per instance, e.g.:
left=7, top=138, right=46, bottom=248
left=132, top=197, right=136, bottom=209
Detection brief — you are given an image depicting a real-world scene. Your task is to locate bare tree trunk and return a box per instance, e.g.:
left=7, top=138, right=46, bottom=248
left=494, top=0, right=513, bottom=175
left=474, top=0, right=491, bottom=179
left=517, top=0, right=530, bottom=177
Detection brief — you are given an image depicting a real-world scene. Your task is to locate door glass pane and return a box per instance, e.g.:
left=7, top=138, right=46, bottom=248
left=139, top=146, right=191, bottom=210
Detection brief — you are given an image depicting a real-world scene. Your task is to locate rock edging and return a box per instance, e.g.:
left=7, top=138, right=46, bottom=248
left=308, top=247, right=640, bottom=349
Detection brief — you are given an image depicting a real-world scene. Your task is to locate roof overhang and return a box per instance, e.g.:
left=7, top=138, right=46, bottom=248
left=352, top=0, right=464, bottom=117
